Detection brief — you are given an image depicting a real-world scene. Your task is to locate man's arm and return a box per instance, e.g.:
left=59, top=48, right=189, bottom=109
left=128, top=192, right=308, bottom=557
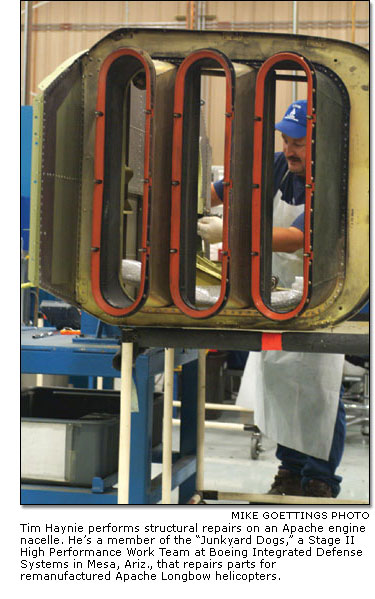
left=198, top=218, right=304, bottom=252
left=206, top=181, right=304, bottom=252
left=272, top=226, right=304, bottom=252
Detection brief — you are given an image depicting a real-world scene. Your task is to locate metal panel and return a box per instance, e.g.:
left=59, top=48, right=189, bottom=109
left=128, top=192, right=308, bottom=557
left=147, top=62, right=177, bottom=306
left=37, top=59, right=83, bottom=303
left=29, top=94, right=43, bottom=287
left=309, top=67, right=350, bottom=309
left=226, top=63, right=257, bottom=308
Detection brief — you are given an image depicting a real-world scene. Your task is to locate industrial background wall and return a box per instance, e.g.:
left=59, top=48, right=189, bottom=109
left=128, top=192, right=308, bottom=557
left=21, top=0, right=369, bottom=162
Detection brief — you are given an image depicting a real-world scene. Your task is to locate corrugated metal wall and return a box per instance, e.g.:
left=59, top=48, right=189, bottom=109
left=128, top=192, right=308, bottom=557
left=21, top=1, right=369, bottom=162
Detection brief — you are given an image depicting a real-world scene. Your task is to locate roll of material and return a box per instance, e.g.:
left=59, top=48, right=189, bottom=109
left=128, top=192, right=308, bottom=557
left=121, top=259, right=303, bottom=308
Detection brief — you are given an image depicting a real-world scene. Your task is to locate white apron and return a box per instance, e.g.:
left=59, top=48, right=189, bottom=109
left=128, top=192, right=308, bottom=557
left=237, top=188, right=344, bottom=460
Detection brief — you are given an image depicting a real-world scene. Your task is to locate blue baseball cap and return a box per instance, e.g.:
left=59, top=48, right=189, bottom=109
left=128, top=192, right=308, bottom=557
left=275, top=99, right=307, bottom=138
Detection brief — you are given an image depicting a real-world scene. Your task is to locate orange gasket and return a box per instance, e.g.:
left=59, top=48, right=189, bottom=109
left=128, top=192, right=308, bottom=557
left=91, top=48, right=153, bottom=316
left=251, top=52, right=316, bottom=321
left=170, top=49, right=234, bottom=319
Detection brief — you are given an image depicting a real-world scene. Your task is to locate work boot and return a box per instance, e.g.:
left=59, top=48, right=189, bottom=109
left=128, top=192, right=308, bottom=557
left=303, top=479, right=333, bottom=498
left=267, top=469, right=302, bottom=496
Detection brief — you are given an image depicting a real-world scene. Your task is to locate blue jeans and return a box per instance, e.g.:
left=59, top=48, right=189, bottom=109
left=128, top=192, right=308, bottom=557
left=276, top=393, right=346, bottom=497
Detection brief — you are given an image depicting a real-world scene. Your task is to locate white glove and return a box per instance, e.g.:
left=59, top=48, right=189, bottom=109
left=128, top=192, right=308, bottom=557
left=197, top=216, right=223, bottom=244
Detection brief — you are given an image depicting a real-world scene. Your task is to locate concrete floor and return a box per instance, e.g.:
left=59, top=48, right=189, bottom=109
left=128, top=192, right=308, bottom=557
left=201, top=417, right=369, bottom=502
left=165, top=364, right=370, bottom=504
left=202, top=361, right=369, bottom=504
left=164, top=415, right=369, bottom=504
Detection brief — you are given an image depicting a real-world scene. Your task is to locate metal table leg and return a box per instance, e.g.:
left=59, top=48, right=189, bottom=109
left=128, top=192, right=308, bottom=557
left=178, top=358, right=198, bottom=504
left=128, top=351, right=154, bottom=504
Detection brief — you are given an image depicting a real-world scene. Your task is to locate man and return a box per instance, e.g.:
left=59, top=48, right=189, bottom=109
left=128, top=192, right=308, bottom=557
left=197, top=100, right=346, bottom=498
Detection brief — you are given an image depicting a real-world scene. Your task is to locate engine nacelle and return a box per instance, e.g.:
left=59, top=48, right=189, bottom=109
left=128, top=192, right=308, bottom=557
left=29, top=28, right=369, bottom=331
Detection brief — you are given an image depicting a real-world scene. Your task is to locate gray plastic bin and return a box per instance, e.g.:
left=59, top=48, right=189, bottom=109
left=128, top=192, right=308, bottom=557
left=21, top=387, right=121, bottom=487
left=21, top=387, right=164, bottom=487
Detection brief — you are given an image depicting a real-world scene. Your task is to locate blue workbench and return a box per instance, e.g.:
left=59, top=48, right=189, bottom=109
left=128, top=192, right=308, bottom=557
left=21, top=327, right=120, bottom=378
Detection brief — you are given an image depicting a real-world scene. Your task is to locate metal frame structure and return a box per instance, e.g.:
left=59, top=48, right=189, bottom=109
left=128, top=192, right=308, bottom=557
left=121, top=321, right=369, bottom=354
left=29, top=29, right=369, bottom=331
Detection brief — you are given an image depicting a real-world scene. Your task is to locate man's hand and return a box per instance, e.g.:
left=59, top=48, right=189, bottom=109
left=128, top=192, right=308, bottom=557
left=197, top=216, right=223, bottom=244
left=196, top=216, right=303, bottom=251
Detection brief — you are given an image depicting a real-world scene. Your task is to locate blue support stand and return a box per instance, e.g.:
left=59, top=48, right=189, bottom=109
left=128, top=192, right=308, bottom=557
left=129, top=349, right=198, bottom=504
